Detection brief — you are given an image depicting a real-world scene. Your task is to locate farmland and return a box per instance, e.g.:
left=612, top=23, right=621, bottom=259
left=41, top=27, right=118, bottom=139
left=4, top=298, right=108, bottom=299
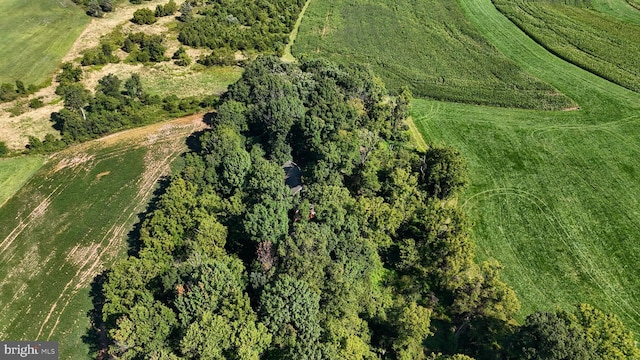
left=0, top=0, right=88, bottom=86
left=494, top=0, right=640, bottom=93
left=0, top=115, right=206, bottom=359
left=0, top=156, right=45, bottom=207
left=292, top=0, right=574, bottom=109
left=410, top=0, right=640, bottom=332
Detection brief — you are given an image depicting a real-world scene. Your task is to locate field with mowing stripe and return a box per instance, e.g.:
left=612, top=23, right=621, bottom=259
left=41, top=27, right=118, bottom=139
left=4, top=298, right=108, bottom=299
left=292, top=0, right=574, bottom=109
left=0, top=115, right=206, bottom=359
left=0, top=0, right=88, bottom=86
left=408, top=0, right=640, bottom=333
left=494, top=0, right=640, bottom=93
left=0, top=156, right=45, bottom=207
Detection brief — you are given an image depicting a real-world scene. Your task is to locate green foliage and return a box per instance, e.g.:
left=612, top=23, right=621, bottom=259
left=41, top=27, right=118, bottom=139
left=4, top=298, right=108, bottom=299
left=419, top=146, right=468, bottom=200
left=0, top=0, right=88, bottom=86
left=0, top=142, right=8, bottom=157
left=93, top=56, right=640, bottom=360
left=131, top=8, right=156, bottom=25
left=172, top=46, right=192, bottom=66
left=494, top=0, right=640, bottom=93
left=259, top=276, right=322, bottom=355
left=177, top=0, right=306, bottom=56
left=123, top=32, right=168, bottom=63
left=155, top=0, right=177, bottom=17
left=56, top=62, right=83, bottom=85
left=293, top=0, right=575, bottom=109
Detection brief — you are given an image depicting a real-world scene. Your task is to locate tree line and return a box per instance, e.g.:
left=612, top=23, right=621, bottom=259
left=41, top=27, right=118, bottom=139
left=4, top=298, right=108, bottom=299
left=27, top=63, right=215, bottom=153
left=177, top=0, right=306, bottom=59
left=91, top=56, right=640, bottom=359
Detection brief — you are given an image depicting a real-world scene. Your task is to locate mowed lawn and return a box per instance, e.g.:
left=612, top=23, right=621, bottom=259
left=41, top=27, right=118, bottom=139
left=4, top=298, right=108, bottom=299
left=411, top=0, right=640, bottom=333
left=0, top=117, right=205, bottom=359
left=0, top=0, right=88, bottom=86
left=292, top=0, right=574, bottom=110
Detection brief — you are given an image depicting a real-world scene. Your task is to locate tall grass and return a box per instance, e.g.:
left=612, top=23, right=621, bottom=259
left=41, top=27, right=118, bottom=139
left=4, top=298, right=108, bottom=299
left=293, top=0, right=574, bottom=110
left=494, top=0, right=640, bottom=93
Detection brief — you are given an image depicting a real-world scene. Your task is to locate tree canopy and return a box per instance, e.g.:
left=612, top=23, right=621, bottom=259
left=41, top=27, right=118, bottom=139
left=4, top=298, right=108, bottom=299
left=94, top=56, right=639, bottom=359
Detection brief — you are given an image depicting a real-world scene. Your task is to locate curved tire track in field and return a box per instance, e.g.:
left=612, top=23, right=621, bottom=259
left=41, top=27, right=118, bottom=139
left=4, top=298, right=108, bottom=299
left=456, top=0, right=640, bottom=328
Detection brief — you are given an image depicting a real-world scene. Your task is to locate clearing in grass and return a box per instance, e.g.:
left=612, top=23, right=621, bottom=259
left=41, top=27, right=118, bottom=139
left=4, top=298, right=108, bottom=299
left=292, top=0, right=574, bottom=109
left=494, top=0, right=640, bottom=93
left=411, top=0, right=640, bottom=334
left=0, top=115, right=206, bottom=359
left=0, top=0, right=88, bottom=86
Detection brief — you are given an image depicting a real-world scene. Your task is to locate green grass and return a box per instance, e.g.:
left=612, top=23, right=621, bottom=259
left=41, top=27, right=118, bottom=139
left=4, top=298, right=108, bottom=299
left=628, top=0, right=640, bottom=10
left=292, top=0, right=574, bottom=109
left=0, top=0, right=88, bottom=86
left=0, top=120, right=197, bottom=359
left=141, top=65, right=243, bottom=97
left=494, top=0, right=640, bottom=93
left=409, top=0, right=640, bottom=333
left=0, top=156, right=45, bottom=207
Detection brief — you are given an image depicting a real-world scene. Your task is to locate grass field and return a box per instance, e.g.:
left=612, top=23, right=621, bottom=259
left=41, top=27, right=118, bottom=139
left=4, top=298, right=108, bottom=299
left=407, top=0, right=640, bottom=333
left=0, top=156, right=45, bottom=207
left=292, top=0, right=574, bottom=109
left=0, top=115, right=206, bottom=359
left=0, top=0, right=88, bottom=86
left=494, top=0, right=640, bottom=93
left=141, top=65, right=243, bottom=97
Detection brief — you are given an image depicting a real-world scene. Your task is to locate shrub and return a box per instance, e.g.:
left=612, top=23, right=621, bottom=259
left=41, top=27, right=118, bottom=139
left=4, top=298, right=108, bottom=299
left=132, top=8, right=156, bottom=25
left=0, top=141, right=8, bottom=156
left=29, top=98, right=45, bottom=109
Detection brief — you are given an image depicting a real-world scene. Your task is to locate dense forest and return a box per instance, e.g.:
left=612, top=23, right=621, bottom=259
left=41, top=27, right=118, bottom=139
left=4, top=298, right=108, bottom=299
left=178, top=0, right=306, bottom=56
left=92, top=57, right=639, bottom=359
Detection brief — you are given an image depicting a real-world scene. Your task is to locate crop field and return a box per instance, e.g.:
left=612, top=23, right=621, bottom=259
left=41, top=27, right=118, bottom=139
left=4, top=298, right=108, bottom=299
left=0, top=0, right=88, bottom=86
left=408, top=0, right=640, bottom=333
left=0, top=156, right=45, bottom=207
left=292, top=0, right=575, bottom=109
left=494, top=0, right=640, bottom=93
left=0, top=115, right=206, bottom=359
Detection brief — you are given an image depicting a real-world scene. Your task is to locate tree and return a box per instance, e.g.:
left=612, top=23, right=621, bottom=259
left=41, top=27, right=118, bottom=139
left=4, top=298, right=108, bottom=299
left=260, top=276, right=322, bottom=355
left=178, top=2, right=193, bottom=22
left=86, top=0, right=104, bottom=17
left=59, top=83, right=90, bottom=120
left=131, top=8, right=156, bottom=25
left=99, top=0, right=114, bottom=12
left=419, top=146, right=468, bottom=200
left=124, top=73, right=143, bottom=98
left=573, top=304, right=640, bottom=360
left=97, top=73, right=122, bottom=98
left=507, top=311, right=593, bottom=360
left=394, top=302, right=434, bottom=360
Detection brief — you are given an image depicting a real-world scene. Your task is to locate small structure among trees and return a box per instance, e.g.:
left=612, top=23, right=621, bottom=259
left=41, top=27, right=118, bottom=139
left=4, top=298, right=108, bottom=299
left=282, top=160, right=302, bottom=195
